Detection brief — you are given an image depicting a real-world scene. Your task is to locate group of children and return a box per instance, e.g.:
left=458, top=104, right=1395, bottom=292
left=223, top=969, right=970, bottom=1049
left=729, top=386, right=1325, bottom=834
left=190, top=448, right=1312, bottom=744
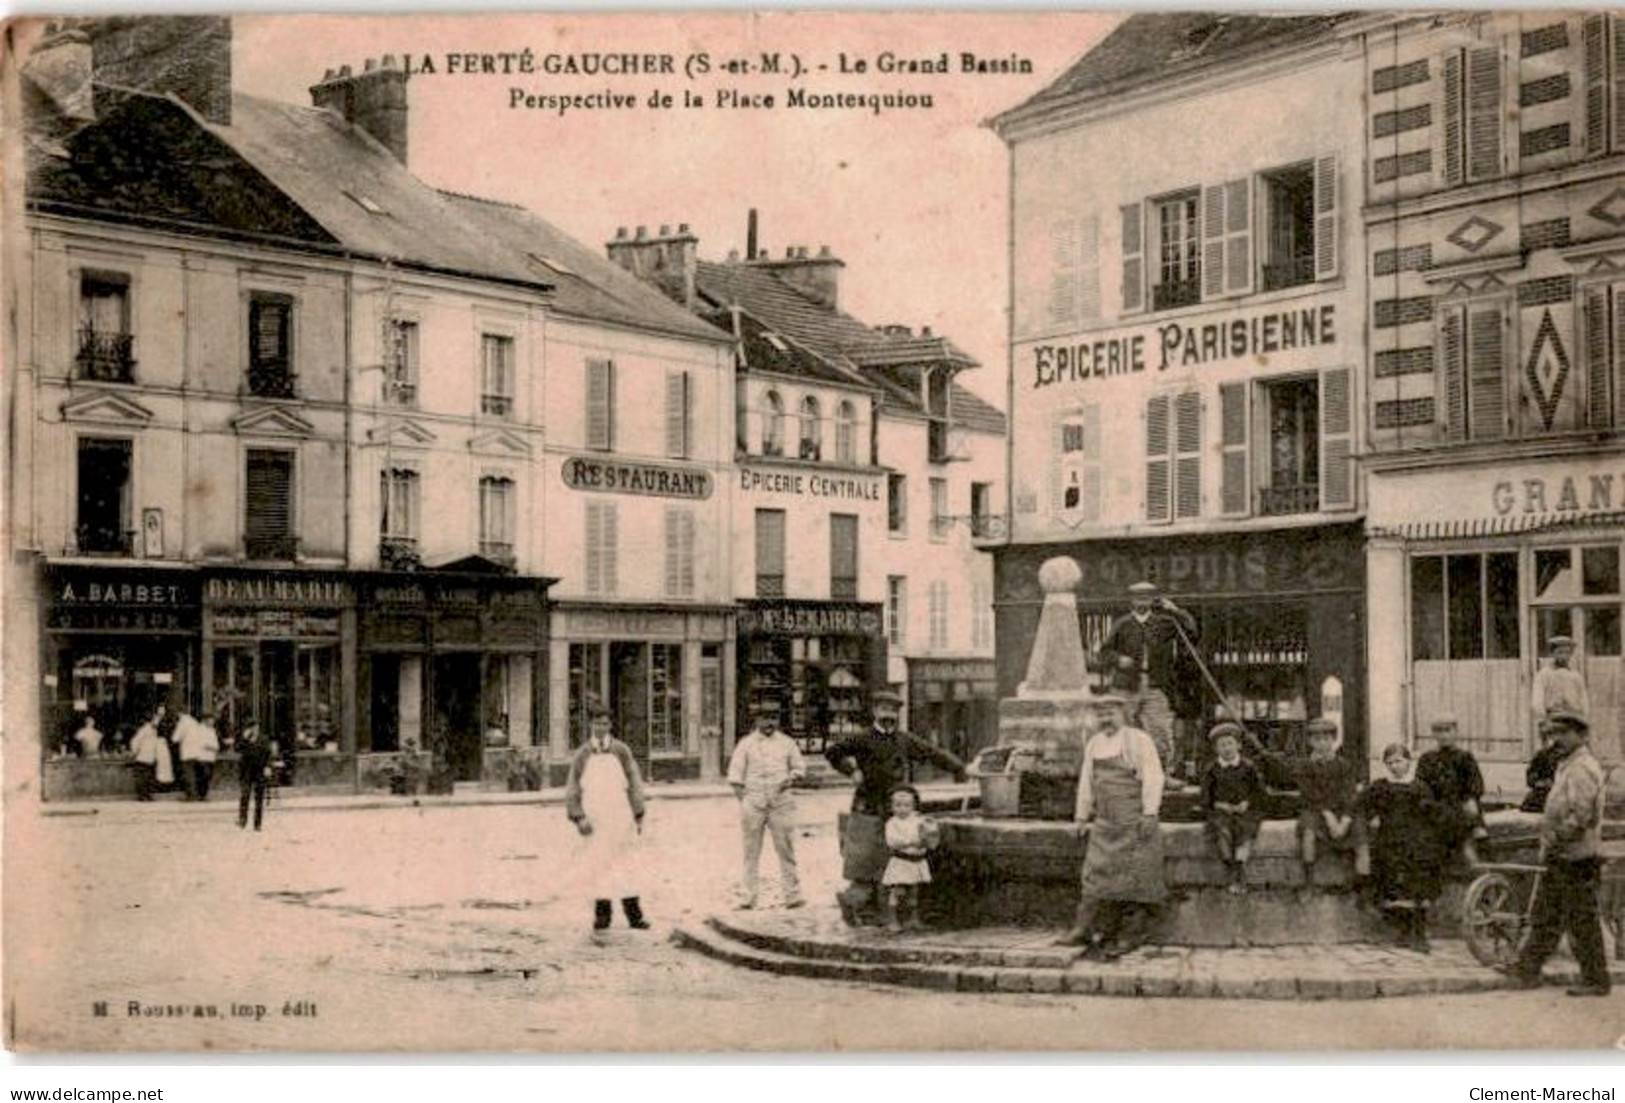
left=1200, top=714, right=1486, bottom=952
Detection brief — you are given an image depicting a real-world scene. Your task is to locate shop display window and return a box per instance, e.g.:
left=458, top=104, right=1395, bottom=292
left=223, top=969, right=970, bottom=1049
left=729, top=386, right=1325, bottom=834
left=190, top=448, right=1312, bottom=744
left=210, top=641, right=340, bottom=753
left=649, top=644, right=684, bottom=753
left=48, top=641, right=191, bottom=757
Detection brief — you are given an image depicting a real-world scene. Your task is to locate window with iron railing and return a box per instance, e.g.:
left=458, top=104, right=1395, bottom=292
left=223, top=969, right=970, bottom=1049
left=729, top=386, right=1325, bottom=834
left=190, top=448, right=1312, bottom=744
left=1261, top=162, right=1316, bottom=292
left=248, top=294, right=297, bottom=398
left=1153, top=193, right=1202, bottom=312
left=384, top=319, right=419, bottom=407
left=78, top=273, right=135, bottom=383
left=76, top=329, right=136, bottom=383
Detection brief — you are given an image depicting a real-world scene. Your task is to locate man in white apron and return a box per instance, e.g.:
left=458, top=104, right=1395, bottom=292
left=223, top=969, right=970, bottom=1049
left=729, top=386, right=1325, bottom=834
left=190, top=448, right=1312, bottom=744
left=564, top=696, right=650, bottom=932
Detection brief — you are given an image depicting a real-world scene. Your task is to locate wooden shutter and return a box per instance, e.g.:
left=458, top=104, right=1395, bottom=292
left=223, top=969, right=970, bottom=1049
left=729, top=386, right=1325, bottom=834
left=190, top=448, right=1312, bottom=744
left=1120, top=202, right=1144, bottom=314
left=1313, top=154, right=1339, bottom=280
left=755, top=509, right=785, bottom=586
left=1219, top=382, right=1250, bottom=517
left=1174, top=390, right=1202, bottom=519
left=586, top=358, right=614, bottom=450
left=245, top=450, right=292, bottom=538
left=250, top=298, right=290, bottom=370
left=1614, top=16, right=1625, bottom=152
left=1584, top=15, right=1608, bottom=155
left=831, top=514, right=858, bottom=592
left=665, top=370, right=690, bottom=457
left=1145, top=394, right=1171, bottom=522
left=1082, top=403, right=1102, bottom=521
left=600, top=502, right=618, bottom=593
left=1048, top=218, right=1079, bottom=328
left=1467, top=303, right=1507, bottom=440
left=585, top=502, right=602, bottom=592
left=1466, top=45, right=1503, bottom=181
left=1319, top=367, right=1355, bottom=511
left=1050, top=415, right=1067, bottom=517
left=1585, top=285, right=1614, bottom=428
left=1224, top=178, right=1253, bottom=296
left=1077, top=214, right=1101, bottom=322
left=1202, top=184, right=1226, bottom=301
left=664, top=507, right=695, bottom=596
left=1442, top=50, right=1465, bottom=185
left=1615, top=285, right=1625, bottom=426
left=1439, top=305, right=1468, bottom=440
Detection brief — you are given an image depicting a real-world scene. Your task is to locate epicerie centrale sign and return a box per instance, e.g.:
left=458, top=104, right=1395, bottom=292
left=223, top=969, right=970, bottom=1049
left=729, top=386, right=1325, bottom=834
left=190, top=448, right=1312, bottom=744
left=1029, top=301, right=1338, bottom=390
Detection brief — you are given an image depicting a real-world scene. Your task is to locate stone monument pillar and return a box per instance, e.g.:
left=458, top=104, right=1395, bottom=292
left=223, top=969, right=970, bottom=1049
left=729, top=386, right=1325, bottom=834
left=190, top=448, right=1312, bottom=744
left=997, top=556, right=1097, bottom=769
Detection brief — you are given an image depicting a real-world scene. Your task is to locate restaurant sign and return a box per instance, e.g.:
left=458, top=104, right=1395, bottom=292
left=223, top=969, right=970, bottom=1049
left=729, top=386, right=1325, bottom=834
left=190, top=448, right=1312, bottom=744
left=561, top=456, right=712, bottom=499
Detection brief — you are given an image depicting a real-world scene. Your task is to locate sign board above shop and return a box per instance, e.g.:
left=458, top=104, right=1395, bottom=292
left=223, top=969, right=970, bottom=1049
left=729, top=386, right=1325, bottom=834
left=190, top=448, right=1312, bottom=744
left=738, top=466, right=882, bottom=502
left=739, top=600, right=884, bottom=639
left=1370, top=459, right=1625, bottom=533
left=1029, top=299, right=1338, bottom=392
left=561, top=456, right=712, bottom=499
left=204, top=573, right=352, bottom=608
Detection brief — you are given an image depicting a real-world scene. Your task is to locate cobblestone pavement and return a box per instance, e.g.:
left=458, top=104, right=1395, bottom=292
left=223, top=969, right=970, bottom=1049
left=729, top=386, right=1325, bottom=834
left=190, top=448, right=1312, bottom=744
left=8, top=792, right=1624, bottom=1052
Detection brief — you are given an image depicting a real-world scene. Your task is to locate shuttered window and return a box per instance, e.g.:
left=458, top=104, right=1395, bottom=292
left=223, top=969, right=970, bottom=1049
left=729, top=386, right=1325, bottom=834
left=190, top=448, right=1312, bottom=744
left=1582, top=15, right=1625, bottom=155
left=585, top=358, right=615, bottom=450
left=1048, top=218, right=1079, bottom=328
left=1120, top=203, right=1144, bottom=315
left=585, top=501, right=619, bottom=594
left=1145, top=394, right=1172, bottom=523
left=928, top=581, right=949, bottom=650
left=929, top=478, right=949, bottom=541
left=478, top=475, right=515, bottom=550
left=1174, top=390, right=1202, bottom=519
left=665, top=370, right=691, bottom=458
left=1583, top=282, right=1625, bottom=428
left=1219, top=382, right=1250, bottom=517
left=1319, top=367, right=1355, bottom=511
left=664, top=506, right=696, bottom=597
left=1437, top=301, right=1508, bottom=441
left=245, top=449, right=293, bottom=540
left=830, top=513, right=859, bottom=600
left=1313, top=154, right=1339, bottom=280
left=887, top=576, right=907, bottom=648
left=755, top=508, right=786, bottom=597
left=1202, top=178, right=1253, bottom=299
left=1442, top=45, right=1504, bottom=185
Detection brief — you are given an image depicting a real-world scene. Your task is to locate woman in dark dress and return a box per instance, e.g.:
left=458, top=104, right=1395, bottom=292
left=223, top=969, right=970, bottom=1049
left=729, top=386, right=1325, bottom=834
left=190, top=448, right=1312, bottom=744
left=1360, top=741, right=1450, bottom=953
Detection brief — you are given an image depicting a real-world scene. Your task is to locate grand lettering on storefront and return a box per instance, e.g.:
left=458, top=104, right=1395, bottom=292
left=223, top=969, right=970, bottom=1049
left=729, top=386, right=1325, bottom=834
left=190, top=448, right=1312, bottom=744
left=562, top=456, right=712, bottom=499
left=738, top=467, right=882, bottom=501
left=1492, top=468, right=1625, bottom=517
left=739, top=600, right=884, bottom=638
left=1030, top=301, right=1337, bottom=390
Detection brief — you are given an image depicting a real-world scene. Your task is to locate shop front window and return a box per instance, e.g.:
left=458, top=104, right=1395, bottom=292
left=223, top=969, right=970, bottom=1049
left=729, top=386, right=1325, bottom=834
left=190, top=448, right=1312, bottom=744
left=649, top=644, right=684, bottom=753
left=1531, top=543, right=1624, bottom=758
left=568, top=642, right=604, bottom=749
left=1410, top=551, right=1522, bottom=757
left=211, top=640, right=340, bottom=754
left=49, top=642, right=190, bottom=756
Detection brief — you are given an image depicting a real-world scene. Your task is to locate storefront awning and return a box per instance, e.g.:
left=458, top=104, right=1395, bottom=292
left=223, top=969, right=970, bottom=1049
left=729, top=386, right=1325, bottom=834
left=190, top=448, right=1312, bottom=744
left=1370, top=510, right=1625, bottom=542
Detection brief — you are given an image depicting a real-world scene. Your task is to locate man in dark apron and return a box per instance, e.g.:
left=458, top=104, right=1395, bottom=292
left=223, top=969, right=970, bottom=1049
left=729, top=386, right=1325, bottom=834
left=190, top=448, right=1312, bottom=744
left=825, top=691, right=967, bottom=926
left=1056, top=693, right=1168, bottom=959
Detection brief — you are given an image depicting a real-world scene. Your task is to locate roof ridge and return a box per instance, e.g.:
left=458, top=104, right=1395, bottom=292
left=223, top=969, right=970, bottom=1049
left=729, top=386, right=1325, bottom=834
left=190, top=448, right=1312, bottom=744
left=436, top=187, right=523, bottom=210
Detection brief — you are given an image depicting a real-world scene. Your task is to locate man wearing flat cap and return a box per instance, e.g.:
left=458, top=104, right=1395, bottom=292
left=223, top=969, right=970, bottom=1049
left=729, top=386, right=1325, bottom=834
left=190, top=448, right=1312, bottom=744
left=1532, top=635, right=1590, bottom=726
left=1099, top=580, right=1201, bottom=772
left=727, top=696, right=806, bottom=910
left=825, top=690, right=967, bottom=926
left=1504, top=709, right=1611, bottom=997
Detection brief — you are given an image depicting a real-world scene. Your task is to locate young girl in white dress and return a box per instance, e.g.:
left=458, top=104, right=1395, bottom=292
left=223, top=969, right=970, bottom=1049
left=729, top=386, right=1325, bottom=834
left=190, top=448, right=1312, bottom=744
left=882, top=785, right=939, bottom=933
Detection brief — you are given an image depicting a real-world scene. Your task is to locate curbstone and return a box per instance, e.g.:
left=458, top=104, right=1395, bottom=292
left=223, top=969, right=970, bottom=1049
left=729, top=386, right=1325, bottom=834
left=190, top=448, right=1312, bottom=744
left=1138, top=974, right=1183, bottom=998
left=956, top=967, right=1000, bottom=992
left=1254, top=976, right=1300, bottom=1000
left=1028, top=970, right=1065, bottom=994
left=1098, top=972, right=1141, bottom=997
left=995, top=970, right=1035, bottom=993
left=1062, top=970, right=1102, bottom=995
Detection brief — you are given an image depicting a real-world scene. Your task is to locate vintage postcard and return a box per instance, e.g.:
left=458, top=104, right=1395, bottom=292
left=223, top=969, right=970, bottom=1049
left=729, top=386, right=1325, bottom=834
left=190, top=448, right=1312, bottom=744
left=5, top=9, right=1625, bottom=1054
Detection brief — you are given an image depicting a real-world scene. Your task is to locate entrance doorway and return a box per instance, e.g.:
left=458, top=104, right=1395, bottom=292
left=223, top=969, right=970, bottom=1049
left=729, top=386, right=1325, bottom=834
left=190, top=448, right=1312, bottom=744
left=610, top=641, right=650, bottom=769
left=433, top=653, right=482, bottom=781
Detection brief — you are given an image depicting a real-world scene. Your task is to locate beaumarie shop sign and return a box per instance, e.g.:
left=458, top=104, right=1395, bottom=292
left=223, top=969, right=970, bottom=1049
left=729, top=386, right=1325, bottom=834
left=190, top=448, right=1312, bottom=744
left=1030, top=301, right=1337, bottom=390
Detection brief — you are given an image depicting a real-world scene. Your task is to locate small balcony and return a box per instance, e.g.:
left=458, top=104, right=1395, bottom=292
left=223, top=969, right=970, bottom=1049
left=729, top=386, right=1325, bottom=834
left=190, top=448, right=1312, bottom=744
left=1152, top=278, right=1202, bottom=312
left=379, top=535, right=421, bottom=571
left=1258, top=483, right=1320, bottom=516
left=247, top=363, right=298, bottom=399
left=479, top=540, right=517, bottom=570
left=76, top=329, right=136, bottom=383
left=481, top=394, right=513, bottom=418
left=244, top=533, right=300, bottom=561
left=75, top=523, right=136, bottom=557
left=1262, top=254, right=1316, bottom=292
left=756, top=574, right=785, bottom=599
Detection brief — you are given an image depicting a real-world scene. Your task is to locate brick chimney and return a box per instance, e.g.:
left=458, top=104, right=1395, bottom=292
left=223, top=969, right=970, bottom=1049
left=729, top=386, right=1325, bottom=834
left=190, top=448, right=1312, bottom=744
left=88, top=16, right=233, bottom=126
left=753, top=243, right=844, bottom=310
left=606, top=223, right=698, bottom=310
left=310, top=55, right=409, bottom=165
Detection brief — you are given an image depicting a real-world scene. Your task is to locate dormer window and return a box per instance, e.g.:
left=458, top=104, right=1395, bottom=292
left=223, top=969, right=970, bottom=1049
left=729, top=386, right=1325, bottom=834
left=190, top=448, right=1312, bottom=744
left=762, top=390, right=785, bottom=456
left=799, top=395, right=822, bottom=460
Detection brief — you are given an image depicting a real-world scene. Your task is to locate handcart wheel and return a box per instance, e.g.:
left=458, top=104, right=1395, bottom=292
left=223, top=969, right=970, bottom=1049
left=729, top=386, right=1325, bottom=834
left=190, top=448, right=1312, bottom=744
left=1462, top=870, right=1526, bottom=969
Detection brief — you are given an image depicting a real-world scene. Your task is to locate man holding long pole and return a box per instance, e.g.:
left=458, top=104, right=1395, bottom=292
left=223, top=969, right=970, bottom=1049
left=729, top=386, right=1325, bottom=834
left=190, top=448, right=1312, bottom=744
left=1099, top=580, right=1201, bottom=773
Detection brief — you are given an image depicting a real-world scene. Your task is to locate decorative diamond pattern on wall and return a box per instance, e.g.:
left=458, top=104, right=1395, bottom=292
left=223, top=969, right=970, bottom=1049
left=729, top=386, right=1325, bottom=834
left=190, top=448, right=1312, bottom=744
left=1445, top=214, right=1504, bottom=253
left=1524, top=308, right=1570, bottom=430
left=1588, top=186, right=1625, bottom=229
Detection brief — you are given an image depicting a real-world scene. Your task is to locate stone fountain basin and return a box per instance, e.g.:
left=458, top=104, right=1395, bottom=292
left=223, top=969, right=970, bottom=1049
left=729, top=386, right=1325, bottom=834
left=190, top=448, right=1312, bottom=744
left=879, top=808, right=1549, bottom=946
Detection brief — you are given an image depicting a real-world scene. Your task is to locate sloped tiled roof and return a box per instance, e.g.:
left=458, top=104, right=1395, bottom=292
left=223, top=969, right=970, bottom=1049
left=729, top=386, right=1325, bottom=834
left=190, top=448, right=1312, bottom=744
left=997, top=13, right=1354, bottom=125
left=210, top=92, right=551, bottom=290
left=693, top=258, right=1003, bottom=434
left=440, top=191, right=728, bottom=344
left=726, top=310, right=876, bottom=390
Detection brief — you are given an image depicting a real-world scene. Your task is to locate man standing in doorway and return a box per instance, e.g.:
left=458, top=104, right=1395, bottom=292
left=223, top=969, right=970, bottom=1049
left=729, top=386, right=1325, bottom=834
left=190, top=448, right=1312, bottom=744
left=825, top=691, right=967, bottom=926
left=1100, top=580, right=1200, bottom=772
left=727, top=696, right=806, bottom=910
left=1532, top=635, right=1590, bottom=725
left=1503, top=709, right=1611, bottom=997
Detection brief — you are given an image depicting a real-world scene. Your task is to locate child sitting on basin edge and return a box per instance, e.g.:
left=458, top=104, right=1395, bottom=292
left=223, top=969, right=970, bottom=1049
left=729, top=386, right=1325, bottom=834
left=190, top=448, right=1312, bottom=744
left=1246, top=718, right=1371, bottom=898
left=1201, top=722, right=1265, bottom=895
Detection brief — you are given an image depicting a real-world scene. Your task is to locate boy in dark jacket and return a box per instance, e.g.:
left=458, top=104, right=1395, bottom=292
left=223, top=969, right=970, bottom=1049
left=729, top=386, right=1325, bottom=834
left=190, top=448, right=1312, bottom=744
left=1201, top=723, right=1265, bottom=894
left=1247, top=719, right=1370, bottom=892
left=1416, top=714, right=1487, bottom=866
